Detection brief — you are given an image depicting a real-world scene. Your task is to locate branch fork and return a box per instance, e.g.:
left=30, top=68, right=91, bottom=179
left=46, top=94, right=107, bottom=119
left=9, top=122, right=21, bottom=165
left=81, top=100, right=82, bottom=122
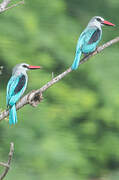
left=0, top=142, right=14, bottom=180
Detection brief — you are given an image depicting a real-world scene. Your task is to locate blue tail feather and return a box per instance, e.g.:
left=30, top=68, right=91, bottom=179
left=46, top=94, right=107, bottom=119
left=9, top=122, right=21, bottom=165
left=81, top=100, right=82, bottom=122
left=71, top=50, right=82, bottom=70
left=9, top=105, right=17, bottom=125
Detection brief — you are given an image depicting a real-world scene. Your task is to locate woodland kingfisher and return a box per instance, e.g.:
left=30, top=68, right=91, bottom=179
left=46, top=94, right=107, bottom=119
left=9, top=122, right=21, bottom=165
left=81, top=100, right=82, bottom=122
left=6, top=63, right=41, bottom=125
left=71, top=16, right=115, bottom=70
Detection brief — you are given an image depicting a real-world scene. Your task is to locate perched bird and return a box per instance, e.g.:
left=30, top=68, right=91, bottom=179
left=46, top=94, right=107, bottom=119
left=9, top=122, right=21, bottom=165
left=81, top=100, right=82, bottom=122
left=71, top=16, right=115, bottom=70
left=6, top=63, right=41, bottom=125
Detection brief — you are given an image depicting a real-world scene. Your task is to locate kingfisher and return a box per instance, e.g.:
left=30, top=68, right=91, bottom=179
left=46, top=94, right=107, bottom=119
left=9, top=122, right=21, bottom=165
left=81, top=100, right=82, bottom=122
left=71, top=16, right=115, bottom=70
left=6, top=63, right=41, bottom=125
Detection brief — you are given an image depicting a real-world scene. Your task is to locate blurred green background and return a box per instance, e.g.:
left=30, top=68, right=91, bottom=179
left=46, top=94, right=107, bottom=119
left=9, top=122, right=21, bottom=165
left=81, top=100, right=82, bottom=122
left=0, top=0, right=119, bottom=179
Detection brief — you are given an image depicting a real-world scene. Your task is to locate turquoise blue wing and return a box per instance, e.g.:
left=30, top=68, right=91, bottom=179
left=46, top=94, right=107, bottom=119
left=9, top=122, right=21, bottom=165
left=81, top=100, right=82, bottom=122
left=71, top=31, right=86, bottom=70
left=75, top=30, right=87, bottom=53
left=6, top=74, right=27, bottom=106
left=81, top=27, right=102, bottom=53
left=7, top=76, right=19, bottom=106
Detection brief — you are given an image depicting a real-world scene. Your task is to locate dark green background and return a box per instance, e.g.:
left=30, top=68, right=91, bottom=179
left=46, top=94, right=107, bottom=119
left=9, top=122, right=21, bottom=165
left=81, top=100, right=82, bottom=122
left=0, top=0, right=119, bottom=179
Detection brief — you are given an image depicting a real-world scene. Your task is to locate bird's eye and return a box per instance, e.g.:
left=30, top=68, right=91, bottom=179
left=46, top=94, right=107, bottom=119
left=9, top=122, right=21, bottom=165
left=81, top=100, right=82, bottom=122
left=96, top=18, right=102, bottom=22
left=22, top=65, right=28, bottom=68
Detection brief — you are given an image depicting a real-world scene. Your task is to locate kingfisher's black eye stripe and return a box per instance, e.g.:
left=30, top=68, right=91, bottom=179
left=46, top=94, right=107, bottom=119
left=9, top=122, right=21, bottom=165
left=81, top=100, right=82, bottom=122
left=22, top=65, right=28, bottom=68
left=96, top=18, right=102, bottom=22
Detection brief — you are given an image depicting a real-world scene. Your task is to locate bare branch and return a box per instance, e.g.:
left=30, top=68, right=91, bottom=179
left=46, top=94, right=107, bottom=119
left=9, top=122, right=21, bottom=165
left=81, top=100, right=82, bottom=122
left=0, top=142, right=14, bottom=180
left=0, top=0, right=10, bottom=10
left=0, top=162, right=9, bottom=168
left=0, top=0, right=24, bottom=13
left=0, top=37, right=119, bottom=121
left=3, top=0, right=24, bottom=12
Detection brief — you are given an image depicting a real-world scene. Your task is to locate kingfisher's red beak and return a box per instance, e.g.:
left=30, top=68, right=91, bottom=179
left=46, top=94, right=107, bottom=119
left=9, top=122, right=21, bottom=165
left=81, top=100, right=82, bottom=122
left=28, top=65, right=42, bottom=69
left=102, top=20, right=115, bottom=26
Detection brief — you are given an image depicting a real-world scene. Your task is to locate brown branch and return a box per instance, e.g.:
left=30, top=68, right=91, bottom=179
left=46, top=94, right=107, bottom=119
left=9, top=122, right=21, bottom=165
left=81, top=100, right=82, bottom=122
left=0, top=0, right=24, bottom=13
left=0, top=37, right=119, bottom=121
left=0, top=142, right=14, bottom=180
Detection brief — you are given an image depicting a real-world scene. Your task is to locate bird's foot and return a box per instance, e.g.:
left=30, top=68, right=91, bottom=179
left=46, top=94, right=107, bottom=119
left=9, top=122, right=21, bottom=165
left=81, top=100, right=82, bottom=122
left=83, top=53, right=89, bottom=57
left=27, top=90, right=43, bottom=107
left=83, top=52, right=92, bottom=58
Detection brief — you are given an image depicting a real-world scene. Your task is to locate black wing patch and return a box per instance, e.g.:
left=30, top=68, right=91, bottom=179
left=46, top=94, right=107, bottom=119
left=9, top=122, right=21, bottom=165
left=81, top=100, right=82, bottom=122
left=14, top=75, right=26, bottom=94
left=88, top=29, right=101, bottom=44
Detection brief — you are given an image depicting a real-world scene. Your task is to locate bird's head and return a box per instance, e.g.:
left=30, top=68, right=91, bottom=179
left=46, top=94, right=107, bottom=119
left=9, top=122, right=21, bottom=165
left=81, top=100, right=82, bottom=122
left=12, top=63, right=42, bottom=75
left=88, top=16, right=115, bottom=29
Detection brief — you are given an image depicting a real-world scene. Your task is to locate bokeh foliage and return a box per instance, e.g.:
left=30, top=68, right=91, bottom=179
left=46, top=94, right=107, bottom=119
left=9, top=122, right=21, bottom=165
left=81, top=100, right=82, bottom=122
left=0, top=0, right=119, bottom=179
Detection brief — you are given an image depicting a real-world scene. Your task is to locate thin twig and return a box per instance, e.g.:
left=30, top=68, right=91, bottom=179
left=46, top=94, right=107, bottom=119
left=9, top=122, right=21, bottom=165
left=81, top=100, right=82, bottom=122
left=0, top=142, right=14, bottom=180
left=3, top=0, right=24, bottom=12
left=52, top=72, right=54, bottom=79
left=0, top=37, right=119, bottom=121
left=0, top=0, right=24, bottom=13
